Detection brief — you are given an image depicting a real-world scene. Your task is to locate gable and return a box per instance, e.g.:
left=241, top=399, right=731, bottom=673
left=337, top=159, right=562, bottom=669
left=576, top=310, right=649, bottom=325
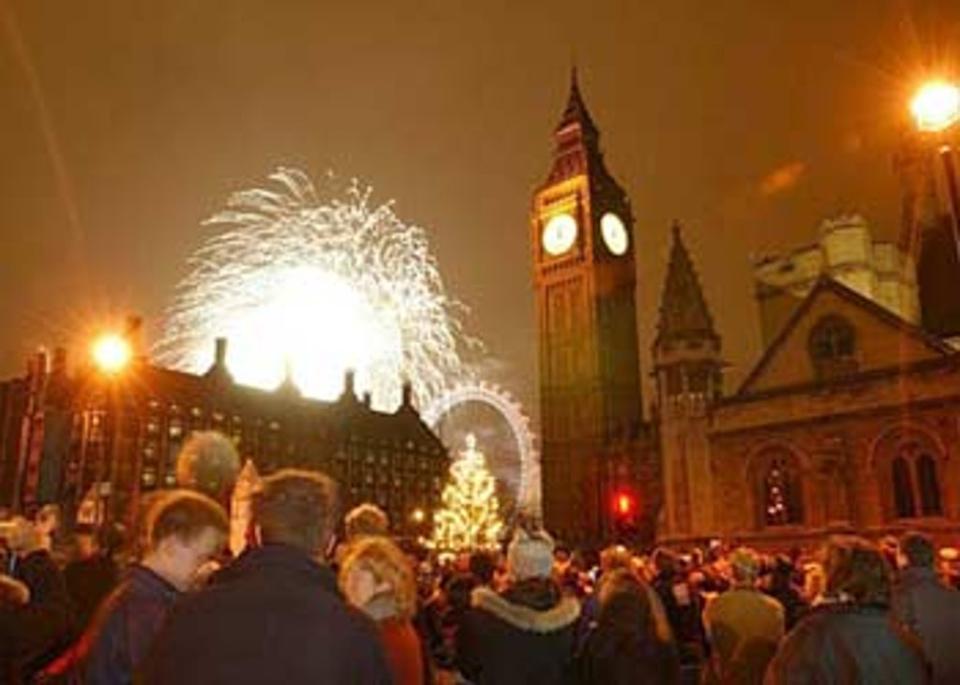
left=739, top=279, right=950, bottom=396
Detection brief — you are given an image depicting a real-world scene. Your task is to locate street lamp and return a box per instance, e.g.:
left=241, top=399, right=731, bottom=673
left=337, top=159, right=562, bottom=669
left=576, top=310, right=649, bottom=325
left=910, top=79, right=960, bottom=269
left=87, top=332, right=132, bottom=525
left=91, top=333, right=132, bottom=375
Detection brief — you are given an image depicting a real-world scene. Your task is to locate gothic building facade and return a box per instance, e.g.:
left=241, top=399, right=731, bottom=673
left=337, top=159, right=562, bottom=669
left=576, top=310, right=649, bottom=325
left=533, top=74, right=960, bottom=547
left=0, top=332, right=447, bottom=535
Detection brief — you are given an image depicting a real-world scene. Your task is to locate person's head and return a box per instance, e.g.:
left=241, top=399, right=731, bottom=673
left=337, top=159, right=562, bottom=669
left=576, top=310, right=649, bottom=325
left=597, top=569, right=673, bottom=646
left=879, top=535, right=900, bottom=571
left=803, top=562, right=825, bottom=601
left=823, top=536, right=892, bottom=606
left=600, top=545, right=632, bottom=575
left=73, top=524, right=100, bottom=560
left=652, top=547, right=677, bottom=576
left=142, top=490, right=229, bottom=591
left=343, top=503, right=389, bottom=542
left=900, top=532, right=936, bottom=569
left=506, top=528, right=554, bottom=582
left=339, top=536, right=416, bottom=620
left=468, top=550, right=496, bottom=586
left=5, top=516, right=42, bottom=555
left=729, top=547, right=760, bottom=587
left=35, top=504, right=61, bottom=537
left=253, top=469, right=340, bottom=558
left=175, top=430, right=241, bottom=500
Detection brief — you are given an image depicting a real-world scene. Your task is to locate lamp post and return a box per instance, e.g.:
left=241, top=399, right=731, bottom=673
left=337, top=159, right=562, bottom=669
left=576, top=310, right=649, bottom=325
left=89, top=333, right=132, bottom=525
left=910, top=80, right=960, bottom=265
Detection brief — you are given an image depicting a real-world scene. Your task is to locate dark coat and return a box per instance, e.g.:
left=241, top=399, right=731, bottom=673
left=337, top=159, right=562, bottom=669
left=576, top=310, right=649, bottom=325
left=64, top=554, right=119, bottom=633
left=83, top=564, right=180, bottom=684
left=0, top=549, right=75, bottom=682
left=892, top=567, right=960, bottom=685
left=576, top=623, right=680, bottom=685
left=456, top=579, right=581, bottom=685
left=764, top=602, right=930, bottom=685
left=140, top=543, right=393, bottom=684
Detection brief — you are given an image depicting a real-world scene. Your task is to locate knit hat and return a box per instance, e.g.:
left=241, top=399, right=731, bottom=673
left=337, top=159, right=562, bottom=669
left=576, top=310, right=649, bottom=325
left=507, top=528, right=555, bottom=581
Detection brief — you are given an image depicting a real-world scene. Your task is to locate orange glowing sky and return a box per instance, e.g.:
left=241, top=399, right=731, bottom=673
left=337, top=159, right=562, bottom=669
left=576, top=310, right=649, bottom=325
left=0, top=0, right=958, bottom=415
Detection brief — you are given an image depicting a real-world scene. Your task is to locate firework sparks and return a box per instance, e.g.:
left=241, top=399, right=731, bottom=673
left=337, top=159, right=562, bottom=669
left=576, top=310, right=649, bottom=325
left=155, top=167, right=474, bottom=410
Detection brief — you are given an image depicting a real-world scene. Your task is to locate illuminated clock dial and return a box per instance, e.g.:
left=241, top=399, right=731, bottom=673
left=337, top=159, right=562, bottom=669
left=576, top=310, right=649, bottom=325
left=601, top=212, right=629, bottom=256
left=542, top=213, right=578, bottom=256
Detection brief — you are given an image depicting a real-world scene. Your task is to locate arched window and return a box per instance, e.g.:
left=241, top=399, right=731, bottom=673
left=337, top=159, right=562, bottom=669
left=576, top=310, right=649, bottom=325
left=877, top=433, right=945, bottom=521
left=763, top=456, right=803, bottom=526
left=917, top=454, right=942, bottom=516
left=892, top=456, right=916, bottom=519
left=808, top=316, right=857, bottom=379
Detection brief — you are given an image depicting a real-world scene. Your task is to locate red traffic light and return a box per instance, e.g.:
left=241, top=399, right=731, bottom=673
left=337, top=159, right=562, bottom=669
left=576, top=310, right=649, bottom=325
left=613, top=491, right=635, bottom=518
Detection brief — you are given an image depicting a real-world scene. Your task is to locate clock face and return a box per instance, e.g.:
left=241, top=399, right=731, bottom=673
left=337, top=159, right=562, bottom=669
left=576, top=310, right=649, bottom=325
left=601, top=212, right=629, bottom=256
left=542, top=213, right=578, bottom=256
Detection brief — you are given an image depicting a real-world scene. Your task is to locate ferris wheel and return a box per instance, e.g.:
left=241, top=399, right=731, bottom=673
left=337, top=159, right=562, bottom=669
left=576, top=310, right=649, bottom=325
left=423, top=381, right=541, bottom=518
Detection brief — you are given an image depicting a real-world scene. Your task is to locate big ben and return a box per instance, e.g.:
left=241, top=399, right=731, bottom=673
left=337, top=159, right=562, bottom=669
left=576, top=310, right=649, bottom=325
left=532, top=71, right=644, bottom=543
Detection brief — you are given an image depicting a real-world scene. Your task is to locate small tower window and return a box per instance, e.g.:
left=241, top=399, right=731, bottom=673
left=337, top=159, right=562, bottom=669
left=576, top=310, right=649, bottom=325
left=809, top=316, right=857, bottom=379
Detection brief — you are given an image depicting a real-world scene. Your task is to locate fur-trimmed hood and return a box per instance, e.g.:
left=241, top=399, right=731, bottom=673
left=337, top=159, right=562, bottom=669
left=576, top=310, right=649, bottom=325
left=471, top=585, right=581, bottom=634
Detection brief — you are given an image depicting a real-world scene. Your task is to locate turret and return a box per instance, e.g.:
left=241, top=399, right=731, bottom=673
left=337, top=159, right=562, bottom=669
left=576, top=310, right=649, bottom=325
left=652, top=223, right=723, bottom=539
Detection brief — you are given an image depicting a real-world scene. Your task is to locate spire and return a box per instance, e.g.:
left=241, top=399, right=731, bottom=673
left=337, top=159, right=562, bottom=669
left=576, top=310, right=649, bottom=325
left=544, top=69, right=606, bottom=185
left=655, top=222, right=719, bottom=350
left=555, top=66, right=598, bottom=137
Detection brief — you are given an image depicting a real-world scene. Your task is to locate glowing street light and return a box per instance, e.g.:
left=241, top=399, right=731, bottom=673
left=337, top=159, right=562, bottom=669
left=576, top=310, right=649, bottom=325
left=910, top=80, right=960, bottom=269
left=410, top=508, right=426, bottom=525
left=91, top=334, right=132, bottom=374
left=911, top=81, right=960, bottom=133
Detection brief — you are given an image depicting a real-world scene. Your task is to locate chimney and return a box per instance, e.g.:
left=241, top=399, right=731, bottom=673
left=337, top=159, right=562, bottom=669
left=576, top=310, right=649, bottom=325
left=125, top=315, right=146, bottom=361
left=214, top=337, right=228, bottom=367
left=362, top=392, right=372, bottom=408
left=401, top=380, right=414, bottom=409
left=343, top=369, right=356, bottom=398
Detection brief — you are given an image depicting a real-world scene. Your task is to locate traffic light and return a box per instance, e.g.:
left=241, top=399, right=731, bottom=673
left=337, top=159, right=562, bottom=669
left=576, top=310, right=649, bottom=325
left=614, top=492, right=635, bottom=518
left=611, top=489, right=638, bottom=542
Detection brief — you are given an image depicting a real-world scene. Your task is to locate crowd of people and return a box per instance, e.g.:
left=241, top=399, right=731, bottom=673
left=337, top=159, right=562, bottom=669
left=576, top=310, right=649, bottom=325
left=2, top=464, right=960, bottom=684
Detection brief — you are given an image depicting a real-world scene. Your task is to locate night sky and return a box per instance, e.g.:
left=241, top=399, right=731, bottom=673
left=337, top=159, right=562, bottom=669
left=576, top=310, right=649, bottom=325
left=1, top=0, right=958, bottom=417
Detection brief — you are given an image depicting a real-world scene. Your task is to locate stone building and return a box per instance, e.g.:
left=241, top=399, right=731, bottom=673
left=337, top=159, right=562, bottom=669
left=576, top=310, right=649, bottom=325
left=0, top=332, right=447, bottom=535
left=533, top=73, right=960, bottom=547
left=753, top=214, right=920, bottom=346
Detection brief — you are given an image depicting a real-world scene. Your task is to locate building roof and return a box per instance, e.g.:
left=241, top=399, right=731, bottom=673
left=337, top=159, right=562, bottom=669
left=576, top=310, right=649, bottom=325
left=736, top=276, right=954, bottom=397
left=654, top=223, right=719, bottom=350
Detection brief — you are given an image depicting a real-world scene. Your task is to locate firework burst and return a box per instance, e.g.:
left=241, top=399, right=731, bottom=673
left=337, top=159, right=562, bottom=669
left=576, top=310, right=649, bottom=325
left=155, top=167, right=475, bottom=410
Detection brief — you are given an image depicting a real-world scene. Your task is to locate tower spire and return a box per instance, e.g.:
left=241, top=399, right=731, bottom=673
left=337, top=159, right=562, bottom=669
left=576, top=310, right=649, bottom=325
left=555, top=65, right=598, bottom=137
left=544, top=70, right=606, bottom=185
left=655, top=222, right=719, bottom=350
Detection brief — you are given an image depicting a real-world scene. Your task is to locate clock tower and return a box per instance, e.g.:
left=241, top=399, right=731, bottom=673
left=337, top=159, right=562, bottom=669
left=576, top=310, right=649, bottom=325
left=532, top=71, right=644, bottom=543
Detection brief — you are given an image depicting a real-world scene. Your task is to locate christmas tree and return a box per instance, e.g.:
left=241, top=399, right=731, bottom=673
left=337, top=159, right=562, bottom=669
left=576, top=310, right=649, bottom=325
left=428, top=433, right=503, bottom=557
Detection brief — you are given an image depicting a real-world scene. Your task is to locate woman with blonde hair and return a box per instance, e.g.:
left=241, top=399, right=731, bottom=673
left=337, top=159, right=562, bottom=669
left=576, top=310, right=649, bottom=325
left=340, top=536, right=424, bottom=685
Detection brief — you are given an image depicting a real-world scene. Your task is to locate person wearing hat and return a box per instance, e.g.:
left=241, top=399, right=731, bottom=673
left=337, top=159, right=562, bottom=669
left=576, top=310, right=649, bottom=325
left=455, top=528, right=581, bottom=685
left=702, top=547, right=784, bottom=685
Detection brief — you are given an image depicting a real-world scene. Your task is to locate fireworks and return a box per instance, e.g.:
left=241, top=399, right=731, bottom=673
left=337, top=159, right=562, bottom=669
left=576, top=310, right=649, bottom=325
left=155, top=168, right=474, bottom=410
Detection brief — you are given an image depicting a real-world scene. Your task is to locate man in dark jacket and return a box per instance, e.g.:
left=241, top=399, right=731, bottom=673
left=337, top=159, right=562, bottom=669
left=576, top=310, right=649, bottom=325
left=64, top=524, right=119, bottom=632
left=765, top=536, right=929, bottom=685
left=456, top=528, right=581, bottom=685
left=0, top=515, right=74, bottom=683
left=83, top=489, right=229, bottom=684
left=892, top=532, right=960, bottom=685
left=142, top=468, right=393, bottom=684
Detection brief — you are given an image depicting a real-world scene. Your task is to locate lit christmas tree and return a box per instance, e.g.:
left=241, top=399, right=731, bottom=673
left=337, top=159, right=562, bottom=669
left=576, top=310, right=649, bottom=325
left=428, top=433, right=503, bottom=557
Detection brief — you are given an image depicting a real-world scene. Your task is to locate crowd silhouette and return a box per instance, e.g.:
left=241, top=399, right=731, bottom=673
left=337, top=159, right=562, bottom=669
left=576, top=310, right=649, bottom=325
left=2, top=447, right=960, bottom=684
